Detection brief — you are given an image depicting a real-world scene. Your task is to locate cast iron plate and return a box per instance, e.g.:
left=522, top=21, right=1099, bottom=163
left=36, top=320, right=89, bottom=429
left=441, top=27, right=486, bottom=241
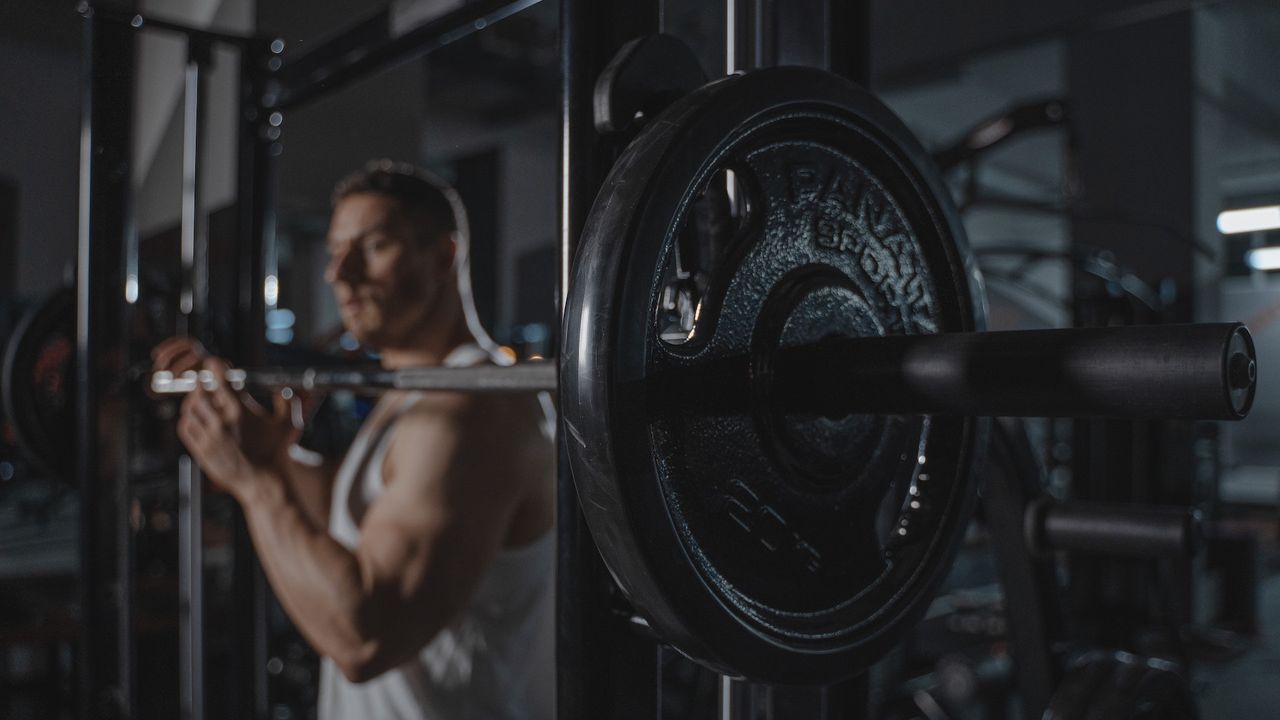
left=562, top=67, right=987, bottom=684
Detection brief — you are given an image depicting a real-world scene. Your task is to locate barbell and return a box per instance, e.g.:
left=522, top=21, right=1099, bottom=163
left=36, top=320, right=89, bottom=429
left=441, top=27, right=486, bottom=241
left=0, top=65, right=1261, bottom=687
left=144, top=322, right=1254, bottom=421
left=148, top=362, right=559, bottom=395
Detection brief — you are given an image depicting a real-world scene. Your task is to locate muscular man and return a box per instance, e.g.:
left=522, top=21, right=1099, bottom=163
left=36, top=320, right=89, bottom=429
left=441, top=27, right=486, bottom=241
left=153, top=161, right=555, bottom=719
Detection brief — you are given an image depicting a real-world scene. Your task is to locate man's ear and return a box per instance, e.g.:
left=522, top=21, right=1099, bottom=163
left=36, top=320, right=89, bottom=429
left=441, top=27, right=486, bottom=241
left=440, top=232, right=460, bottom=273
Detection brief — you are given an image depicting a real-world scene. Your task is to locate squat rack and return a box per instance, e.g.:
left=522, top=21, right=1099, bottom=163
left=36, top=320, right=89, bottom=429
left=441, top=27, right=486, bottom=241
left=77, top=0, right=870, bottom=718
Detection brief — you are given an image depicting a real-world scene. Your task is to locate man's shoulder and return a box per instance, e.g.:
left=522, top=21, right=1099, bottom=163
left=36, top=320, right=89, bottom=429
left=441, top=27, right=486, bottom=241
left=393, top=391, right=547, bottom=445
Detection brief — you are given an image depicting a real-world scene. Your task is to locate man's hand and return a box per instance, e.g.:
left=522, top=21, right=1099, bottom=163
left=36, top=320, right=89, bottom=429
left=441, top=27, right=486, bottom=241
left=151, top=335, right=211, bottom=376
left=154, top=338, right=302, bottom=496
left=175, top=358, right=301, bottom=497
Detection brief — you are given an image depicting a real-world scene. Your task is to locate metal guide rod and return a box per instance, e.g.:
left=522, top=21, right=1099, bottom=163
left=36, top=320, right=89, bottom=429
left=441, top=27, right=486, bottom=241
left=178, top=40, right=209, bottom=720
left=178, top=458, right=205, bottom=720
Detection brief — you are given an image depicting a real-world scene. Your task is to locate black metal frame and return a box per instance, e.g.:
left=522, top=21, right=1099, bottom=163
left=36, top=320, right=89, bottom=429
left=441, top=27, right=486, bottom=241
left=78, top=7, right=136, bottom=719
left=266, top=0, right=546, bottom=111
left=556, top=0, right=664, bottom=714
left=79, top=5, right=271, bottom=718
left=79, top=0, right=873, bottom=717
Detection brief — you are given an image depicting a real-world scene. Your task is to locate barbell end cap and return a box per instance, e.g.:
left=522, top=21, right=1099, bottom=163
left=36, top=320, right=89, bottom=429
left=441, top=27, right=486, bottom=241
left=1225, top=324, right=1257, bottom=420
left=1228, top=353, right=1256, bottom=390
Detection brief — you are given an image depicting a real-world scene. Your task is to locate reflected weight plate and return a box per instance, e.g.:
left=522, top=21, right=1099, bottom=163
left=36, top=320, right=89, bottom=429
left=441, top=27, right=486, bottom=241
left=562, top=67, right=987, bottom=684
left=2, top=287, right=75, bottom=481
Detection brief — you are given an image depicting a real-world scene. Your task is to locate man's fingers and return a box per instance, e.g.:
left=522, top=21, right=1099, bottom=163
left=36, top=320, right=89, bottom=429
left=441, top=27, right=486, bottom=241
left=212, top=382, right=245, bottom=422
left=177, top=414, right=205, bottom=450
left=273, top=391, right=305, bottom=430
left=201, top=359, right=247, bottom=418
left=152, top=336, right=206, bottom=369
left=151, top=336, right=189, bottom=362
left=186, top=390, right=222, bottom=430
left=164, top=349, right=204, bottom=374
left=238, top=390, right=268, bottom=416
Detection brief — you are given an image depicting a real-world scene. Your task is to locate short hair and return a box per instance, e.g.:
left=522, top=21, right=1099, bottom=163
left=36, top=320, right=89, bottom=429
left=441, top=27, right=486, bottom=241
left=331, top=160, right=459, bottom=245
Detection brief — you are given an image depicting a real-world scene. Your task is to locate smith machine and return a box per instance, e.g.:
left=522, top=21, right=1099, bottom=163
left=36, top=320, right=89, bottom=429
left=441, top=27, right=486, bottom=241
left=63, top=0, right=1255, bottom=718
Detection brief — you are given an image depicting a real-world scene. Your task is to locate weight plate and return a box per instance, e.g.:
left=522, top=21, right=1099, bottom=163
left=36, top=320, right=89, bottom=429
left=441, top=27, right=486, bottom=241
left=2, top=287, right=75, bottom=481
left=562, top=67, right=987, bottom=683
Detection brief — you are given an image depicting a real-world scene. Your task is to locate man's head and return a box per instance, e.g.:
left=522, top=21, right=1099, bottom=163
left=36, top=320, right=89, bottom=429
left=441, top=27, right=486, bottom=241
left=325, top=161, right=464, bottom=351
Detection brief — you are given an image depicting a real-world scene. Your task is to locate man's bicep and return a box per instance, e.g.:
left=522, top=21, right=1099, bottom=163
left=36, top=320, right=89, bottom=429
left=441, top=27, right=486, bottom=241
left=356, top=407, right=516, bottom=626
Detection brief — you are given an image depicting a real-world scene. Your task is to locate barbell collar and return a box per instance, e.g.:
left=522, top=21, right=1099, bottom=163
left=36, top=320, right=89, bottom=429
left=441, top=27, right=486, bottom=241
left=776, top=322, right=1256, bottom=420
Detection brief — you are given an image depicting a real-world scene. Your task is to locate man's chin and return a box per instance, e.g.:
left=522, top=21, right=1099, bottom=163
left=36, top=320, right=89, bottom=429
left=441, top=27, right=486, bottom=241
left=342, top=324, right=378, bottom=349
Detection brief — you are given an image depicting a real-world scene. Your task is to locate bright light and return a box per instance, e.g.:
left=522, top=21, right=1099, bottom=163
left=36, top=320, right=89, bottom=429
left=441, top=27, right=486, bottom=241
left=264, top=275, right=279, bottom=306
left=125, top=274, right=139, bottom=304
left=266, top=308, right=295, bottom=330
left=1245, top=246, right=1280, bottom=271
left=1217, top=205, right=1280, bottom=235
left=266, top=327, right=294, bottom=345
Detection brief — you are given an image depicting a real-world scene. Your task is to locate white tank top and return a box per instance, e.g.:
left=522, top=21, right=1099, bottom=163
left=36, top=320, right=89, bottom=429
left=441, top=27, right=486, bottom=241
left=319, top=345, right=555, bottom=720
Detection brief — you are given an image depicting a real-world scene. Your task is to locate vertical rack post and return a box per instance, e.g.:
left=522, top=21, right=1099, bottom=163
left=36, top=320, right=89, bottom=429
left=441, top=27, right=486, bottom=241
left=176, top=37, right=211, bottom=720
left=77, top=3, right=137, bottom=718
left=556, top=0, right=662, bottom=717
left=232, top=35, right=280, bottom=720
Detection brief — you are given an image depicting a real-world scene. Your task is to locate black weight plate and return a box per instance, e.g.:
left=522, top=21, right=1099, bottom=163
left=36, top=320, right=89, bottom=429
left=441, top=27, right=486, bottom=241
left=2, top=287, right=75, bottom=481
left=562, top=67, right=987, bottom=684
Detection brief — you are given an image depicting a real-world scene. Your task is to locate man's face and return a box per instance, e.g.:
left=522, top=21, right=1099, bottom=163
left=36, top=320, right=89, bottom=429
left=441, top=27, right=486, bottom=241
left=325, top=192, right=452, bottom=348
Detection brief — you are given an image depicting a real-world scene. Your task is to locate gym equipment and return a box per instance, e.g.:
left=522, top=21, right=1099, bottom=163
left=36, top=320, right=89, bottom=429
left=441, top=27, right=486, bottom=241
left=1045, top=651, right=1197, bottom=720
left=1026, top=499, right=1202, bottom=558
left=1, top=288, right=75, bottom=480
left=51, top=5, right=1267, bottom=701
left=9, top=63, right=1259, bottom=684
left=149, top=363, right=557, bottom=395
left=147, top=320, right=1255, bottom=420
left=558, top=65, right=1257, bottom=684
left=593, top=34, right=707, bottom=135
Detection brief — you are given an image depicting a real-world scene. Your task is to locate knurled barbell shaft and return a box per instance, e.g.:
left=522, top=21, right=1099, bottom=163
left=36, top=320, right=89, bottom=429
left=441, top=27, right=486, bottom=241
left=150, top=362, right=558, bottom=395
left=775, top=322, right=1255, bottom=420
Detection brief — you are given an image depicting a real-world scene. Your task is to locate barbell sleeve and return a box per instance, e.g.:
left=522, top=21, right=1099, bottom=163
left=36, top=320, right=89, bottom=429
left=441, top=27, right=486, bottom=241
left=1025, top=499, right=1202, bottom=558
left=777, top=323, right=1256, bottom=420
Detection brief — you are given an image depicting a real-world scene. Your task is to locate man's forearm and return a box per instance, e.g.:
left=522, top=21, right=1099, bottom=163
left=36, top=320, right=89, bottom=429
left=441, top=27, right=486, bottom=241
left=235, top=470, right=372, bottom=666
left=279, top=447, right=334, bottom=529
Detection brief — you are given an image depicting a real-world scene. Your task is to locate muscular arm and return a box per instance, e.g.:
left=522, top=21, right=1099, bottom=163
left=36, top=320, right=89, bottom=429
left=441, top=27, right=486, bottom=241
left=235, top=393, right=544, bottom=682
left=279, top=448, right=336, bottom=529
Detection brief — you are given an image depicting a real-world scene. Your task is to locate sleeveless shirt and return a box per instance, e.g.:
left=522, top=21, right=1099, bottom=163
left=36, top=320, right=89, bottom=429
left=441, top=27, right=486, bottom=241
left=318, top=344, right=555, bottom=720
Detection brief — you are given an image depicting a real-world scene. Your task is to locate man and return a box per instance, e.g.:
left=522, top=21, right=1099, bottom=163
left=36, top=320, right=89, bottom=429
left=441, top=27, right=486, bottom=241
left=153, top=161, right=555, bottom=719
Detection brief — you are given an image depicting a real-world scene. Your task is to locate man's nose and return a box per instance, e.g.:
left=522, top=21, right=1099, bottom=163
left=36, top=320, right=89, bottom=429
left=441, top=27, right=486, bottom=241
left=326, top=247, right=363, bottom=283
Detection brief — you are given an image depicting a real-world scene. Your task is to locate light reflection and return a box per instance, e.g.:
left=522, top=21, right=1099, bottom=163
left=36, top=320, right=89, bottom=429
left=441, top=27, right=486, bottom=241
left=264, top=274, right=279, bottom=306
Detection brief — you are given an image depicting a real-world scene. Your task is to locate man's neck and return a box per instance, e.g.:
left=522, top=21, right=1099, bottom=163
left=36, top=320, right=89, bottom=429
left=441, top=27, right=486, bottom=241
left=379, top=314, right=476, bottom=369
